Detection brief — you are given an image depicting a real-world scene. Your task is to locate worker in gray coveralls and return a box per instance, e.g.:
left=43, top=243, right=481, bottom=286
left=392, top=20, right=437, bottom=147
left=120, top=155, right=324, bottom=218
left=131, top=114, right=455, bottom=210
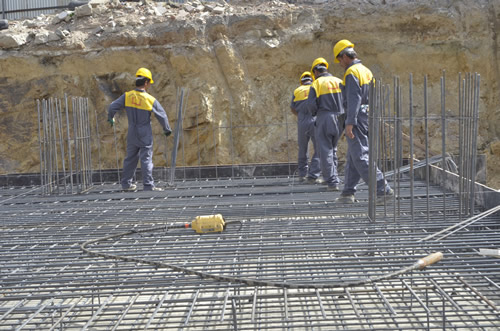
left=333, top=40, right=393, bottom=203
left=108, top=67, right=172, bottom=192
left=305, top=57, right=344, bottom=191
left=290, top=71, right=321, bottom=183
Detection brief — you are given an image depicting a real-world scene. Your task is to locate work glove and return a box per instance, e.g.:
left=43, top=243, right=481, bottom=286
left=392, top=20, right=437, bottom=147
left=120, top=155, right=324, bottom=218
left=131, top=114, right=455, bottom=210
left=164, top=130, right=172, bottom=137
left=108, top=118, right=115, bottom=127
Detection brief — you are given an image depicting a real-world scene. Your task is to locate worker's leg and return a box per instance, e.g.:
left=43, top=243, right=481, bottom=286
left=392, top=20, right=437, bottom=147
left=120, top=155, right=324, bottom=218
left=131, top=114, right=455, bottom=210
left=341, top=139, right=361, bottom=195
left=346, top=124, right=389, bottom=195
left=121, top=143, right=140, bottom=189
left=307, top=122, right=321, bottom=178
left=314, top=116, right=332, bottom=183
left=330, top=116, right=343, bottom=186
left=139, top=145, right=155, bottom=190
left=297, top=123, right=310, bottom=178
left=316, top=113, right=340, bottom=186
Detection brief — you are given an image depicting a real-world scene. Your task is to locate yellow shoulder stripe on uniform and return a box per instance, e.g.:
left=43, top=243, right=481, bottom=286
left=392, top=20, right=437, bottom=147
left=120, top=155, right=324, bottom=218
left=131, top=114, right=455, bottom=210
left=125, top=90, right=156, bottom=111
left=293, top=85, right=311, bottom=102
left=344, top=63, right=373, bottom=87
left=313, top=76, right=342, bottom=96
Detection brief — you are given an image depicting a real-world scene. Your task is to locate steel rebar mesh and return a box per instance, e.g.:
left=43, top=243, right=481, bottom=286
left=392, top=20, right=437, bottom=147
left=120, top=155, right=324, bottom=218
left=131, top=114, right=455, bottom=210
left=2, top=72, right=499, bottom=329
left=1, top=175, right=499, bottom=330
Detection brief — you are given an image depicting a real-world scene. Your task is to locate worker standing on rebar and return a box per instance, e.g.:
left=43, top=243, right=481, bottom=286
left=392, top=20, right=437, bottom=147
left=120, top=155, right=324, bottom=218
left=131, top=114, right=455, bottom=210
left=305, top=58, right=344, bottom=191
left=108, top=67, right=172, bottom=192
left=290, top=71, right=322, bottom=183
left=333, top=40, right=393, bottom=203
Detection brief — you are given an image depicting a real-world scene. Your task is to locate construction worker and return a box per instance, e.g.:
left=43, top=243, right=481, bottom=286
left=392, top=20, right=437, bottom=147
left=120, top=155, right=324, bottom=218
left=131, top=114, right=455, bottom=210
left=333, top=40, right=393, bottom=203
left=108, top=67, right=172, bottom=192
left=290, top=71, right=321, bottom=183
left=305, top=58, right=344, bottom=191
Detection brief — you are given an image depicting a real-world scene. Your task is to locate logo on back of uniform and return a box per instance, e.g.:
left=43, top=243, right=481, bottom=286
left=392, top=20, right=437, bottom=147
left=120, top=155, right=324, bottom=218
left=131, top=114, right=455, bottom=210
left=294, top=85, right=311, bottom=102
left=327, top=81, right=338, bottom=92
left=131, top=95, right=142, bottom=107
left=317, top=77, right=341, bottom=95
left=125, top=91, right=156, bottom=111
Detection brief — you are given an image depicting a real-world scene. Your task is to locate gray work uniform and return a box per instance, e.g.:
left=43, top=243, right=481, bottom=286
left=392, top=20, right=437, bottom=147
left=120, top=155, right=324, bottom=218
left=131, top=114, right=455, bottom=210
left=341, top=60, right=390, bottom=195
left=291, top=83, right=320, bottom=179
left=305, top=72, right=344, bottom=187
left=108, top=89, right=171, bottom=190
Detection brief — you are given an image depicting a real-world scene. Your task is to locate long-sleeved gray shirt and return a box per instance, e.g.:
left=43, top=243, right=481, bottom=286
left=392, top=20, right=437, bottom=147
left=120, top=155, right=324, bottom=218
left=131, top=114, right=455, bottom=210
left=108, top=89, right=171, bottom=147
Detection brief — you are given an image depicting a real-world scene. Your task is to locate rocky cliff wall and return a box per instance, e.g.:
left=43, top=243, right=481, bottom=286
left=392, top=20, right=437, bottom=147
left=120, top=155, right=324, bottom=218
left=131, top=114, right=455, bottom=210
left=0, top=0, right=499, bottom=188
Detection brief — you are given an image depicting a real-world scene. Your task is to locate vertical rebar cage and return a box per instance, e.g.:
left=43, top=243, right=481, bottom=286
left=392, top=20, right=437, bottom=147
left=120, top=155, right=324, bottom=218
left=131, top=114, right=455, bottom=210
left=368, top=72, right=481, bottom=222
left=37, top=95, right=93, bottom=195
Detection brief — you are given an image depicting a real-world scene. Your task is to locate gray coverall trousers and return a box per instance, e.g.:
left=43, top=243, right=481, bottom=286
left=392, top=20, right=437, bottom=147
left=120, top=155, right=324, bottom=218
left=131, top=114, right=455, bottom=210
left=342, top=106, right=389, bottom=195
left=297, top=119, right=321, bottom=178
left=122, top=133, right=155, bottom=189
left=314, top=110, right=342, bottom=186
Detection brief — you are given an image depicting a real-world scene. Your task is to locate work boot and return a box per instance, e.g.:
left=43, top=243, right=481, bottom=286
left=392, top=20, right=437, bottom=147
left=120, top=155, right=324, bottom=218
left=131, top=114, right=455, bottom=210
left=376, top=188, right=394, bottom=204
left=327, top=185, right=340, bottom=191
left=304, top=177, right=317, bottom=184
left=335, top=194, right=356, bottom=203
left=144, top=186, right=164, bottom=192
left=122, top=184, right=137, bottom=192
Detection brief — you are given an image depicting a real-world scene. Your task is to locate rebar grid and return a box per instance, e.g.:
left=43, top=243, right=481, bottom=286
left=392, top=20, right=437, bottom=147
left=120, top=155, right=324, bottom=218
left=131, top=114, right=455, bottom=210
left=1, top=175, right=499, bottom=330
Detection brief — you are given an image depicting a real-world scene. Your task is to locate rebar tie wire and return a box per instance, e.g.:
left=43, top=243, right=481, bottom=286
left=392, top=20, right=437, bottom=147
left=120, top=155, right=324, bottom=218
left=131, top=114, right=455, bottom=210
left=81, top=221, right=443, bottom=289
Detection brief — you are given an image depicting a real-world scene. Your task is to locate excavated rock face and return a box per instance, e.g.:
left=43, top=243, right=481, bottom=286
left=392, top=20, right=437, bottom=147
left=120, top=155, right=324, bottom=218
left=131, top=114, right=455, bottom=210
left=0, top=0, right=499, bottom=188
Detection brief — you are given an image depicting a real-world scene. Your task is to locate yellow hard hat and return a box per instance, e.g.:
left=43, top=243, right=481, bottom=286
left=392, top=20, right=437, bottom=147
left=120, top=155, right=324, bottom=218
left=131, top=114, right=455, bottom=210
left=333, top=39, right=355, bottom=63
left=310, top=57, right=329, bottom=74
left=135, top=67, right=154, bottom=84
left=300, top=71, right=313, bottom=83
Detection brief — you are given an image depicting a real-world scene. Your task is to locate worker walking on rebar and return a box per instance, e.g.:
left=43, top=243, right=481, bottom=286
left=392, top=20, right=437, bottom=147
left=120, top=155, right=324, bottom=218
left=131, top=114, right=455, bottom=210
left=290, top=71, right=322, bottom=183
left=333, top=40, right=393, bottom=203
left=108, top=67, right=172, bottom=192
left=305, top=58, right=344, bottom=191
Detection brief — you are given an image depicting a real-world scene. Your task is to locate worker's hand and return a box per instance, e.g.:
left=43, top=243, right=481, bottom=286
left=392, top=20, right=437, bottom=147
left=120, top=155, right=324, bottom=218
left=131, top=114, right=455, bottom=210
left=108, top=118, right=115, bottom=127
left=164, top=130, right=172, bottom=137
left=345, top=124, right=355, bottom=139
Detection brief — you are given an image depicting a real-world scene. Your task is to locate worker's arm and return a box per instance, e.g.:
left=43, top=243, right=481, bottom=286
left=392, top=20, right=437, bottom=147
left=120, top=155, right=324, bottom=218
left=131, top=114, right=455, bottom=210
left=107, top=94, right=125, bottom=122
left=289, top=93, right=299, bottom=117
left=344, top=74, right=362, bottom=127
left=152, top=101, right=172, bottom=136
left=107, top=94, right=126, bottom=126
